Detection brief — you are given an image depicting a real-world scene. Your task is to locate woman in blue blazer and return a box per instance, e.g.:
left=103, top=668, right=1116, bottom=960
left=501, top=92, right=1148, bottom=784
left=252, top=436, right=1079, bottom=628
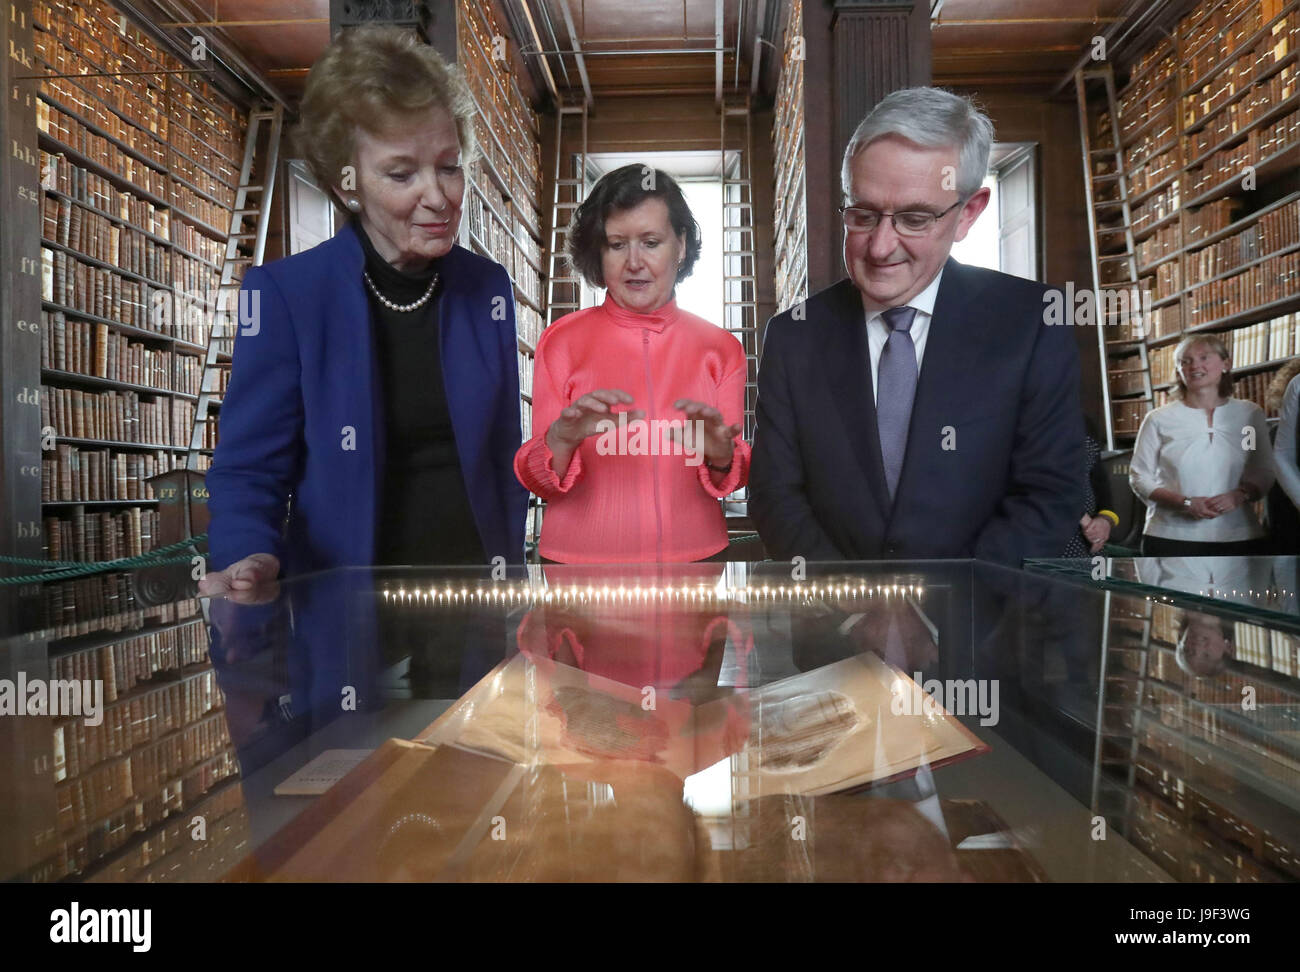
left=200, top=25, right=527, bottom=599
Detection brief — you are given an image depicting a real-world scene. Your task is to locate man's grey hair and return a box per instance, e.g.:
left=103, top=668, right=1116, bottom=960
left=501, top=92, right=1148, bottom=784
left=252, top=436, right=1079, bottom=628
left=840, top=87, right=994, bottom=200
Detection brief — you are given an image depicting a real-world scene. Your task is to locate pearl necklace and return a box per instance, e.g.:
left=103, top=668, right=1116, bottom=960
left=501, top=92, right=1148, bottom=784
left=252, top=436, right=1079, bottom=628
left=364, top=270, right=440, bottom=313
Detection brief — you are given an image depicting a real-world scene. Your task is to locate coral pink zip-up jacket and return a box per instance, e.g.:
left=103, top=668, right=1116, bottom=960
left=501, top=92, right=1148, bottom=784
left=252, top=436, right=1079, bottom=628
left=514, top=295, right=751, bottom=563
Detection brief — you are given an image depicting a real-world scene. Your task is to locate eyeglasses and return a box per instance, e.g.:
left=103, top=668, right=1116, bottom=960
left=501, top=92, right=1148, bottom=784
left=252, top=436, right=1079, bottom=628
left=838, top=198, right=967, bottom=236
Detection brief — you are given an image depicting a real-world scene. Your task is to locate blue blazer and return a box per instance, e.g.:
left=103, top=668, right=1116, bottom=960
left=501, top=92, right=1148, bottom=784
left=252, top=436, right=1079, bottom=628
left=206, top=221, right=529, bottom=574
left=749, top=258, right=1084, bottom=566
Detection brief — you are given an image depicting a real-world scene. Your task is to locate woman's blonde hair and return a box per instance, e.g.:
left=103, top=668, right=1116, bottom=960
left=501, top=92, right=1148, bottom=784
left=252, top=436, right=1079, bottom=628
left=296, top=24, right=477, bottom=197
left=1171, top=333, right=1233, bottom=399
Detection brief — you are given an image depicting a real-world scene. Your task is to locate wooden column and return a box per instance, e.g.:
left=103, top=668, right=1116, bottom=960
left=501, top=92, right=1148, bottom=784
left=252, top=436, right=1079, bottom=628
left=803, top=0, right=932, bottom=293
left=1, top=0, right=44, bottom=632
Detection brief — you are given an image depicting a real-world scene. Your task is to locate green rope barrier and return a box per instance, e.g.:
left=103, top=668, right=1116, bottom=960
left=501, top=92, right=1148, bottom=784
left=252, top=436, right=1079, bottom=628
left=0, top=534, right=208, bottom=586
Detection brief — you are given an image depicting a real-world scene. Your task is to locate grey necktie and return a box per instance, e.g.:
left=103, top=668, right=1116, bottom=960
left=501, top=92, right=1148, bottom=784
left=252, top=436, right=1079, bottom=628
left=877, top=306, right=918, bottom=500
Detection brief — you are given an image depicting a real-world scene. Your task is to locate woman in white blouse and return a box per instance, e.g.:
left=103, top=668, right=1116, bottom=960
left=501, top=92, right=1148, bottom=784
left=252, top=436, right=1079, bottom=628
left=1129, top=334, right=1275, bottom=555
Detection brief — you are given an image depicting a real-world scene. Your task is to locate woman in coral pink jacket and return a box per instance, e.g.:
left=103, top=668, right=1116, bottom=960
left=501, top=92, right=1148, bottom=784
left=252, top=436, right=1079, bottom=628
left=514, top=165, right=751, bottom=562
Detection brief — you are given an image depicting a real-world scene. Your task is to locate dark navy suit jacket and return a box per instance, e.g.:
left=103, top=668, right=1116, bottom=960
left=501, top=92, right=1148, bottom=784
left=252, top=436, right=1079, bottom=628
left=206, top=221, right=529, bottom=574
left=750, top=258, right=1084, bottom=566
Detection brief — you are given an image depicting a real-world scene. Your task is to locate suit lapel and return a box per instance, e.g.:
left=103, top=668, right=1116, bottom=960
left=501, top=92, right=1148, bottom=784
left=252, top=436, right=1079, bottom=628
left=818, top=280, right=892, bottom=520
left=890, top=258, right=968, bottom=515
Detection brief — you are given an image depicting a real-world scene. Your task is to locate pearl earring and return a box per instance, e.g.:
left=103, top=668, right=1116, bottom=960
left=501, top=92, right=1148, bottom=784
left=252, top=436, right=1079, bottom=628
left=346, top=197, right=362, bottom=213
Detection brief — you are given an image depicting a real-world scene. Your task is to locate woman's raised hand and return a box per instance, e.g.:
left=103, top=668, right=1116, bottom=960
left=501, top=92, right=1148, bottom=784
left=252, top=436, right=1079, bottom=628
left=674, top=399, right=742, bottom=468
left=547, top=389, right=644, bottom=449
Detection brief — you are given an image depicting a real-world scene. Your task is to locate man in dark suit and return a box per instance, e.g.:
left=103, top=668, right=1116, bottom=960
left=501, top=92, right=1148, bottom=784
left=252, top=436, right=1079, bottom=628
left=751, top=87, right=1083, bottom=566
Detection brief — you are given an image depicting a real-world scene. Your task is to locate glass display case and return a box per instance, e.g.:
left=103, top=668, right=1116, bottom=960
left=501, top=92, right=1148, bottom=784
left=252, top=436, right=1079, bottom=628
left=3, top=559, right=1298, bottom=883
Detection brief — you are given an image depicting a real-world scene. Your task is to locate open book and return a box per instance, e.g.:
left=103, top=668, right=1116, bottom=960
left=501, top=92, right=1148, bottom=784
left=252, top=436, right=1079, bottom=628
left=250, top=653, right=994, bottom=881
left=415, top=650, right=988, bottom=794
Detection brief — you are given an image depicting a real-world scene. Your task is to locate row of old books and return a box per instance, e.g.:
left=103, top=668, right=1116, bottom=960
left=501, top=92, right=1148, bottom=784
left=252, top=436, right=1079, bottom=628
left=33, top=0, right=167, bottom=133
left=42, top=193, right=171, bottom=284
left=33, top=64, right=166, bottom=169
left=40, top=150, right=170, bottom=240
left=83, top=782, right=247, bottom=883
left=1125, top=144, right=1180, bottom=197
left=1183, top=0, right=1297, bottom=94
left=37, top=99, right=168, bottom=198
left=1138, top=219, right=1190, bottom=267
left=42, top=246, right=159, bottom=333
left=1183, top=15, right=1296, bottom=130
left=41, top=311, right=201, bottom=392
left=40, top=581, right=198, bottom=643
left=1186, top=197, right=1300, bottom=285
left=1132, top=181, right=1181, bottom=236
left=43, top=506, right=159, bottom=563
left=50, top=618, right=208, bottom=703
left=168, top=119, right=240, bottom=189
left=172, top=220, right=225, bottom=267
left=1128, top=766, right=1298, bottom=882
left=1187, top=247, right=1300, bottom=324
left=169, top=152, right=236, bottom=212
left=172, top=250, right=221, bottom=305
left=41, top=384, right=195, bottom=445
left=41, top=444, right=180, bottom=503
left=35, top=0, right=245, bottom=163
left=53, top=667, right=222, bottom=782
left=1186, top=62, right=1298, bottom=162
left=54, top=718, right=235, bottom=838
left=169, top=178, right=230, bottom=234
left=1184, top=107, right=1300, bottom=201
left=1184, top=197, right=1238, bottom=242
left=1125, top=653, right=1300, bottom=882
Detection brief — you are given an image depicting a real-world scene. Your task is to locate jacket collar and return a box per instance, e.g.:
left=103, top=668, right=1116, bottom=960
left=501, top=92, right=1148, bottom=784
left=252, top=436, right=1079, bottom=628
left=602, top=292, right=681, bottom=332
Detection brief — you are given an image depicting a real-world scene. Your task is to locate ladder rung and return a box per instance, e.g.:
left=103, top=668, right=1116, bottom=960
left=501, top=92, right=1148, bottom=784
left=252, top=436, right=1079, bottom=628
left=228, top=233, right=257, bottom=241
left=237, top=184, right=265, bottom=192
left=555, top=178, right=585, bottom=186
left=723, top=202, right=753, bottom=208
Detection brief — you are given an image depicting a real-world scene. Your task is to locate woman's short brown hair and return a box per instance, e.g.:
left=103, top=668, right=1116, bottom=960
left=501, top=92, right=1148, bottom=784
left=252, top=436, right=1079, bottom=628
left=1172, top=333, right=1233, bottom=399
left=296, top=24, right=477, bottom=195
left=566, top=164, right=702, bottom=288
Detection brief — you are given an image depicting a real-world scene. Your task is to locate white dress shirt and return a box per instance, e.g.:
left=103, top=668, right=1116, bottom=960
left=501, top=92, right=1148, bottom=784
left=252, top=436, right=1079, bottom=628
left=1274, top=373, right=1300, bottom=511
left=864, top=267, right=943, bottom=404
left=1129, top=398, right=1276, bottom=542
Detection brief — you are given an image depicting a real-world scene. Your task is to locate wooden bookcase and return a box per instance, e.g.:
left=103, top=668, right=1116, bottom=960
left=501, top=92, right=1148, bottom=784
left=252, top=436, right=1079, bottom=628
left=1091, top=0, right=1300, bottom=444
left=0, top=0, right=254, bottom=881
left=455, top=0, right=546, bottom=446
left=772, top=0, right=808, bottom=315
left=29, top=0, right=246, bottom=588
